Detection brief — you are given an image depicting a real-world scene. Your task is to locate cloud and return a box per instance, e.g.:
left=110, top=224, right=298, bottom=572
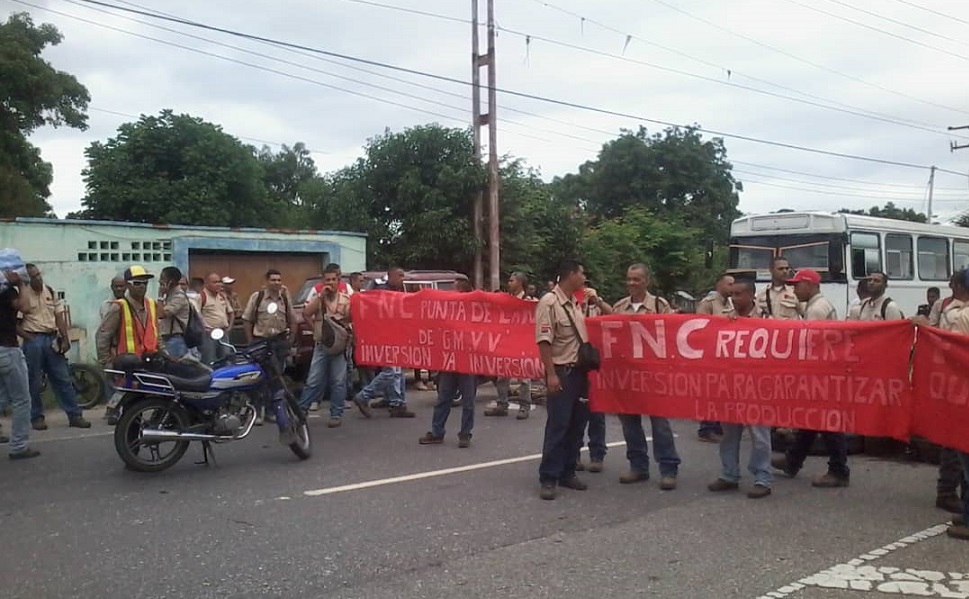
left=11, top=0, right=969, bottom=221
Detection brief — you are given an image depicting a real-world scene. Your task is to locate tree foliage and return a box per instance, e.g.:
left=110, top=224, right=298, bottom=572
left=838, top=202, right=927, bottom=223
left=76, top=110, right=267, bottom=226
left=257, top=142, right=318, bottom=227
left=0, top=12, right=89, bottom=217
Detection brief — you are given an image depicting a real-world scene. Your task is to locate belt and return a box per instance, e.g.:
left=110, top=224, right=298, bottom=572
left=26, top=330, right=57, bottom=336
left=162, top=333, right=183, bottom=340
left=553, top=362, right=577, bottom=369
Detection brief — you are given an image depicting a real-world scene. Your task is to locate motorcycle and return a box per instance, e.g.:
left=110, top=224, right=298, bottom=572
left=104, top=304, right=311, bottom=473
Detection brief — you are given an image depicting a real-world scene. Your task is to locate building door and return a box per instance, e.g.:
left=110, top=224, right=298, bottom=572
left=188, top=251, right=327, bottom=306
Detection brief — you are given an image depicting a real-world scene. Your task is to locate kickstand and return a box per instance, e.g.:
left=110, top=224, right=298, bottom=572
left=195, top=441, right=217, bottom=467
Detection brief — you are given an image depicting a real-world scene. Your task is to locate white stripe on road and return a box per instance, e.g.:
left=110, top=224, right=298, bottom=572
left=24, top=430, right=114, bottom=444
left=755, top=524, right=954, bottom=599
left=303, top=440, right=634, bottom=497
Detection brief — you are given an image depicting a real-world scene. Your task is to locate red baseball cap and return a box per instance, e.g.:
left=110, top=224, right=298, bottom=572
left=786, top=269, right=821, bottom=285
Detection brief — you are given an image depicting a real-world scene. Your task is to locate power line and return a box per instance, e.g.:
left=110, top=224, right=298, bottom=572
left=730, top=160, right=966, bottom=191
left=739, top=177, right=967, bottom=203
left=885, top=0, right=969, bottom=27
left=780, top=0, right=969, bottom=62
left=43, top=0, right=969, bottom=178
left=819, top=0, right=969, bottom=47
left=335, top=0, right=961, bottom=137
left=643, top=0, right=969, bottom=118
left=733, top=168, right=965, bottom=199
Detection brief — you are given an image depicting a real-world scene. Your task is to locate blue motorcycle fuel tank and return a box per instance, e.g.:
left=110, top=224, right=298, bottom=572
left=211, top=363, right=266, bottom=391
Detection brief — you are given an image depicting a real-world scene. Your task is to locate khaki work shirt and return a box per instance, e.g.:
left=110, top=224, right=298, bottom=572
left=18, top=284, right=62, bottom=334
left=96, top=292, right=154, bottom=364
left=756, top=284, right=801, bottom=320
left=200, top=289, right=233, bottom=329
left=857, top=295, right=904, bottom=321
left=312, top=292, right=351, bottom=342
left=243, top=288, right=293, bottom=338
left=942, top=299, right=969, bottom=335
left=613, top=293, right=671, bottom=315
left=802, top=294, right=838, bottom=321
left=696, top=293, right=736, bottom=318
left=159, top=287, right=192, bottom=337
left=929, top=298, right=945, bottom=327
left=535, top=286, right=588, bottom=366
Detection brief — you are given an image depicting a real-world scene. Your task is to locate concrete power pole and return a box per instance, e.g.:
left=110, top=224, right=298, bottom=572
left=471, top=0, right=500, bottom=291
left=927, top=165, right=936, bottom=224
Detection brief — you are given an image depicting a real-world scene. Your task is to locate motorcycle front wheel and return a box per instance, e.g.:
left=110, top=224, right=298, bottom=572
left=114, top=397, right=191, bottom=473
left=283, top=396, right=312, bottom=460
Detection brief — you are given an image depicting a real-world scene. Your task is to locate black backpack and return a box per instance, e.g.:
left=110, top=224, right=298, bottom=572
left=181, top=304, right=205, bottom=349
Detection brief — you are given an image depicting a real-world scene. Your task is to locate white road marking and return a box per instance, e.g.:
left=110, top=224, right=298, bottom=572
left=303, top=440, right=634, bottom=497
left=755, top=524, right=955, bottom=599
left=24, top=430, right=114, bottom=443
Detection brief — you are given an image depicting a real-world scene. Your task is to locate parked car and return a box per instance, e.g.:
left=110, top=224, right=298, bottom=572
left=289, top=270, right=466, bottom=381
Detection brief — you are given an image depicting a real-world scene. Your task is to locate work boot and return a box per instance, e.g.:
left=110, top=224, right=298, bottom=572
left=516, top=408, right=529, bottom=420
left=946, top=525, right=969, bottom=541
left=370, top=399, right=390, bottom=409
left=484, top=406, right=509, bottom=417
left=659, top=476, right=678, bottom=491
left=698, top=432, right=723, bottom=443
left=812, top=472, right=849, bottom=488
left=574, top=460, right=586, bottom=472
left=68, top=416, right=91, bottom=429
left=415, top=381, right=429, bottom=391
left=747, top=485, right=772, bottom=499
left=353, top=394, right=373, bottom=419
left=540, top=483, right=557, bottom=500
left=458, top=434, right=472, bottom=449
left=771, top=455, right=799, bottom=478
left=559, top=477, right=588, bottom=491
left=418, top=432, right=444, bottom=445
left=587, top=461, right=604, bottom=473
left=937, top=495, right=964, bottom=514
left=9, top=448, right=40, bottom=460
left=326, top=418, right=342, bottom=429
left=618, top=471, right=649, bottom=485
left=953, top=514, right=965, bottom=526
left=31, top=417, right=48, bottom=431
left=388, top=405, right=415, bottom=418
left=708, top=479, right=740, bottom=492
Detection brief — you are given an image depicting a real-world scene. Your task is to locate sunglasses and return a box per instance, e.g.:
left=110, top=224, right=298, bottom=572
left=130, top=281, right=148, bottom=287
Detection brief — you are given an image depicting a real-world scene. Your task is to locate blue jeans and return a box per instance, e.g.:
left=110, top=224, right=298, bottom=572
left=785, top=430, right=850, bottom=479
left=299, top=345, right=348, bottom=418
left=357, top=366, right=405, bottom=407
left=164, top=335, right=189, bottom=359
left=720, top=423, right=773, bottom=488
left=618, top=414, right=681, bottom=477
left=23, top=333, right=81, bottom=421
left=699, top=421, right=723, bottom=436
left=960, top=452, right=969, bottom=524
left=579, top=411, right=607, bottom=462
left=539, top=367, right=590, bottom=485
left=432, top=372, right=477, bottom=437
left=0, top=346, right=32, bottom=453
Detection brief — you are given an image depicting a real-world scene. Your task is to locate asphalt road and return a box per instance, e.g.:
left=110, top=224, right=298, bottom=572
left=1, top=388, right=965, bottom=599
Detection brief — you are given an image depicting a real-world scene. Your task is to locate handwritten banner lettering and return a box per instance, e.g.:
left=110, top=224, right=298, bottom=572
left=351, top=290, right=965, bottom=451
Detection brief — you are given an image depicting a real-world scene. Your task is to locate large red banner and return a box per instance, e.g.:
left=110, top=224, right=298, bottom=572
left=352, top=290, right=966, bottom=450
left=588, top=314, right=914, bottom=439
left=911, top=327, right=969, bottom=453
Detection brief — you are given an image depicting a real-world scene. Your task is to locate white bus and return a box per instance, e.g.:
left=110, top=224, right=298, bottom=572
left=728, top=211, right=969, bottom=318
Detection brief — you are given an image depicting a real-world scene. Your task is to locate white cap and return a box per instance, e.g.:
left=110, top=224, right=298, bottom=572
left=221, top=276, right=235, bottom=284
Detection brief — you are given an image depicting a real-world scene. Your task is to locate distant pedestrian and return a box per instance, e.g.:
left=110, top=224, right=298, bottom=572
left=0, top=267, right=39, bottom=459
left=199, top=273, right=234, bottom=365
left=157, top=266, right=192, bottom=359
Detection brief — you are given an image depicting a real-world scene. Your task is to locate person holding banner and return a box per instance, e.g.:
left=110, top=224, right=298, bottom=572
left=709, top=278, right=774, bottom=499
left=575, top=282, right=612, bottom=473
left=756, top=256, right=801, bottom=321
left=419, top=279, right=479, bottom=448
left=485, top=272, right=536, bottom=420
left=695, top=273, right=735, bottom=443
left=611, top=263, right=681, bottom=490
left=770, top=269, right=850, bottom=488
left=535, top=261, right=593, bottom=501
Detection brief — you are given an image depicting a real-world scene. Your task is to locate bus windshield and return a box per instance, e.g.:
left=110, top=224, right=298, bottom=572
left=728, top=234, right=844, bottom=281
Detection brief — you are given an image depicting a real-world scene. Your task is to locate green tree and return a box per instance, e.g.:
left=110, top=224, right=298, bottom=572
left=0, top=13, right=90, bottom=217
left=257, top=142, right=318, bottom=227
left=309, top=125, right=486, bottom=270
left=553, top=126, right=742, bottom=244
left=580, top=208, right=702, bottom=301
left=76, top=110, right=268, bottom=226
left=839, top=202, right=927, bottom=223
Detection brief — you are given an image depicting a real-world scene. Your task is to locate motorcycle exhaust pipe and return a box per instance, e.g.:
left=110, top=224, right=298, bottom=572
left=140, top=429, right=226, bottom=443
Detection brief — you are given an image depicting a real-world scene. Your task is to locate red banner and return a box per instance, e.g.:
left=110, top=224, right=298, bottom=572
left=588, top=314, right=914, bottom=439
left=911, top=327, right=969, bottom=453
left=351, top=290, right=969, bottom=449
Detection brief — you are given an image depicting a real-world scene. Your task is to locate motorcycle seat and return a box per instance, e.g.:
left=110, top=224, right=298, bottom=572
left=162, top=374, right=213, bottom=393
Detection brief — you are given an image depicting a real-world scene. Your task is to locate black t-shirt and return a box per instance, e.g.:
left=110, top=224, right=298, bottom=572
left=0, top=286, right=19, bottom=347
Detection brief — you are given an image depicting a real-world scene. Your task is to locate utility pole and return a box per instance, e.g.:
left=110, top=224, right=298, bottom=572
left=470, top=0, right=484, bottom=290
left=471, top=0, right=500, bottom=291
left=949, top=125, right=969, bottom=152
left=927, top=165, right=936, bottom=224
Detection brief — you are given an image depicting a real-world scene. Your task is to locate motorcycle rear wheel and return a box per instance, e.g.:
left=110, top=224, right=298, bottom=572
left=114, top=397, right=191, bottom=473
left=284, top=397, right=312, bottom=460
left=71, top=363, right=107, bottom=410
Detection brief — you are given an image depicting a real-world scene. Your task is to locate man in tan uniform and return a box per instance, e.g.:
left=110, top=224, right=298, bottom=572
left=853, top=271, right=904, bottom=321
left=756, top=256, right=801, bottom=320
left=695, top=272, right=735, bottom=442
left=243, top=268, right=295, bottom=425
left=535, top=260, right=593, bottom=500
left=486, top=272, right=536, bottom=419
left=771, top=269, right=849, bottom=488
left=199, top=272, right=234, bottom=364
left=611, top=263, right=681, bottom=490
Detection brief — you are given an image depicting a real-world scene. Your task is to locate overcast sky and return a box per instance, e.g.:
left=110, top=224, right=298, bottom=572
left=7, top=0, right=969, bottom=222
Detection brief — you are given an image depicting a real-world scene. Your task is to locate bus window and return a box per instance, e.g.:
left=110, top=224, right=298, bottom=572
left=780, top=242, right=828, bottom=272
left=885, top=234, right=914, bottom=280
left=850, top=232, right=881, bottom=279
left=729, top=244, right=773, bottom=271
left=955, top=240, right=969, bottom=271
left=917, top=237, right=950, bottom=281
